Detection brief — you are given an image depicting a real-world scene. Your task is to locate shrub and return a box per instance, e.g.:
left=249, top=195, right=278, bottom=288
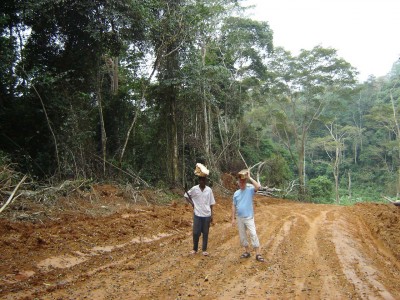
left=308, top=176, right=333, bottom=200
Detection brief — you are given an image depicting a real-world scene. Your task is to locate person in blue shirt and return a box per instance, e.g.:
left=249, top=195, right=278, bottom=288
left=231, top=169, right=265, bottom=262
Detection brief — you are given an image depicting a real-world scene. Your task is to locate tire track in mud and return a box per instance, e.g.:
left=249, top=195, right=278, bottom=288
left=1, top=229, right=190, bottom=300
left=331, top=211, right=399, bottom=300
left=282, top=207, right=349, bottom=298
left=2, top=196, right=400, bottom=299
left=232, top=203, right=353, bottom=299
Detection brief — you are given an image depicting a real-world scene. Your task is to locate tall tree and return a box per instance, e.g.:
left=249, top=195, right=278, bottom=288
left=313, top=121, right=358, bottom=203
left=210, top=16, right=273, bottom=168
left=266, top=46, right=357, bottom=199
left=366, top=77, right=400, bottom=195
left=0, top=0, right=150, bottom=178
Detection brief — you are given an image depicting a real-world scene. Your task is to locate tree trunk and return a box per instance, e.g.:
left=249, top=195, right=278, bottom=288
left=170, top=94, right=179, bottom=186
left=97, top=71, right=107, bottom=175
left=298, top=146, right=305, bottom=199
left=334, top=171, right=339, bottom=203
left=203, top=94, right=209, bottom=156
left=298, top=130, right=307, bottom=199
left=354, top=142, right=357, bottom=164
left=113, top=57, right=118, bottom=94
left=201, top=42, right=210, bottom=158
left=348, top=170, right=352, bottom=199
left=164, top=49, right=180, bottom=186
left=334, top=146, right=340, bottom=204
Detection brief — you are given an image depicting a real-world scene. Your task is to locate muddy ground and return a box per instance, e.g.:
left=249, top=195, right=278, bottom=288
left=0, top=183, right=399, bottom=299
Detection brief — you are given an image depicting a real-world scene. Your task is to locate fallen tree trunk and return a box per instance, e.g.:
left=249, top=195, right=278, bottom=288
left=257, top=186, right=282, bottom=197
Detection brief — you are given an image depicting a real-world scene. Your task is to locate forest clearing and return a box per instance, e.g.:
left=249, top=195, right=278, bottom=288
left=2, top=2, right=400, bottom=299
left=1, top=183, right=399, bottom=300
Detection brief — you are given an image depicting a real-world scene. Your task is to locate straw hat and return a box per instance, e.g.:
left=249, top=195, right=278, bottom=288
left=194, top=163, right=209, bottom=177
left=238, top=169, right=249, bottom=180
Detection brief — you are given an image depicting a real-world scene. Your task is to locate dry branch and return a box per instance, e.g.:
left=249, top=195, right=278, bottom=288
left=2, top=179, right=92, bottom=204
left=382, top=196, right=400, bottom=206
left=237, top=152, right=296, bottom=198
left=22, top=68, right=60, bottom=175
left=93, top=154, right=149, bottom=187
left=0, top=175, right=27, bottom=213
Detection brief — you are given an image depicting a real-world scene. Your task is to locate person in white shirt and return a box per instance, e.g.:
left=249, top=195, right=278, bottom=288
left=185, top=175, right=216, bottom=256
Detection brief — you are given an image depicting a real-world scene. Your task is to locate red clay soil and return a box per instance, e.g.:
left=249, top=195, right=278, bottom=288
left=0, top=184, right=399, bottom=299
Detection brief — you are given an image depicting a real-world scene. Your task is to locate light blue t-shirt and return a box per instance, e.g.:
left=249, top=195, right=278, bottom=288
left=233, top=185, right=255, bottom=218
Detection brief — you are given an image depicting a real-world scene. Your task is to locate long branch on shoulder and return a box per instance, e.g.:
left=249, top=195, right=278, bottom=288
left=185, top=195, right=194, bottom=208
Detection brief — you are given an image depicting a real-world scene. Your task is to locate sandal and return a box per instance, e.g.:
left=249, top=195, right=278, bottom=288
left=190, top=250, right=197, bottom=255
left=202, top=251, right=209, bottom=256
left=240, top=252, right=251, bottom=259
left=256, top=254, right=265, bottom=262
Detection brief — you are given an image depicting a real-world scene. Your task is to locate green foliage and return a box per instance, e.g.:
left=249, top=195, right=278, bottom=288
left=308, top=176, right=333, bottom=202
left=339, top=188, right=384, bottom=205
left=307, top=161, right=332, bottom=179
left=220, top=17, right=273, bottom=78
left=0, top=150, right=11, bottom=168
left=0, top=0, right=400, bottom=201
left=263, top=154, right=291, bottom=188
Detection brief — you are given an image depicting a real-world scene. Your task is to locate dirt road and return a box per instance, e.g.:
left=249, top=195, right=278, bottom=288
left=1, top=185, right=399, bottom=299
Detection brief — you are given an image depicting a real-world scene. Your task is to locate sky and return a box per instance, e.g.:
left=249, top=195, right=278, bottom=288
left=244, top=0, right=400, bottom=82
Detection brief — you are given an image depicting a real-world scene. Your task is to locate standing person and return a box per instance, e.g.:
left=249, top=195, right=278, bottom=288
left=184, top=163, right=216, bottom=256
left=231, top=169, right=265, bottom=262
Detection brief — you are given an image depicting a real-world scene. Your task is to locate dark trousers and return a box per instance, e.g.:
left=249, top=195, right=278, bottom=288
left=193, top=215, right=211, bottom=252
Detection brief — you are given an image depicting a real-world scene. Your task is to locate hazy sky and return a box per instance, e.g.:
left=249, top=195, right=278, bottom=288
left=244, top=0, right=400, bottom=82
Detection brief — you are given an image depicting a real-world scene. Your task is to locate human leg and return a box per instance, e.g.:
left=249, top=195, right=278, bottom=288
left=201, top=216, right=211, bottom=252
left=237, top=217, right=249, bottom=248
left=192, top=215, right=202, bottom=252
left=237, top=217, right=251, bottom=258
left=244, top=217, right=260, bottom=249
left=244, top=218, right=264, bottom=262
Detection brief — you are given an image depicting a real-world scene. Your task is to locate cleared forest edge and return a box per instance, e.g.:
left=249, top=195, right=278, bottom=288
left=0, top=186, right=399, bottom=299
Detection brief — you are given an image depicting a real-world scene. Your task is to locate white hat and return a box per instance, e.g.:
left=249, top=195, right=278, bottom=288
left=194, top=163, right=209, bottom=177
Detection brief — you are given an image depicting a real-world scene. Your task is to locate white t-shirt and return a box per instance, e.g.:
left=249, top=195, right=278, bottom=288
left=185, top=185, right=216, bottom=217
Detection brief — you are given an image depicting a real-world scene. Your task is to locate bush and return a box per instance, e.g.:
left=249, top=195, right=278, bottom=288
left=308, top=176, right=333, bottom=200
left=263, top=154, right=291, bottom=187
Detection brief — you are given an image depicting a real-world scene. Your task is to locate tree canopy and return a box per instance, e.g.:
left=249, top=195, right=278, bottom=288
left=1, top=0, right=400, bottom=203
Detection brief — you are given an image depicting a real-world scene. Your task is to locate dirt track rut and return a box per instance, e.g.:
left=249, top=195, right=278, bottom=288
left=1, top=195, right=399, bottom=299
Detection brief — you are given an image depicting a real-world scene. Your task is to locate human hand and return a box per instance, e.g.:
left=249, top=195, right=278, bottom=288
left=246, top=171, right=251, bottom=179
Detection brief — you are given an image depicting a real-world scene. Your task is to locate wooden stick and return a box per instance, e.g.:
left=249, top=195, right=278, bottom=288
left=0, top=175, right=27, bottom=213
left=238, top=151, right=249, bottom=169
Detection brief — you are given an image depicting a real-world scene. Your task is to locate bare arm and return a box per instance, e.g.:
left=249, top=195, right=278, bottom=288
left=231, top=203, right=236, bottom=226
left=184, top=192, right=194, bottom=208
left=247, top=172, right=261, bottom=192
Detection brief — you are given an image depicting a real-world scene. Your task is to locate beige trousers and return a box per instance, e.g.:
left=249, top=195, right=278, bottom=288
left=237, top=216, right=260, bottom=248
